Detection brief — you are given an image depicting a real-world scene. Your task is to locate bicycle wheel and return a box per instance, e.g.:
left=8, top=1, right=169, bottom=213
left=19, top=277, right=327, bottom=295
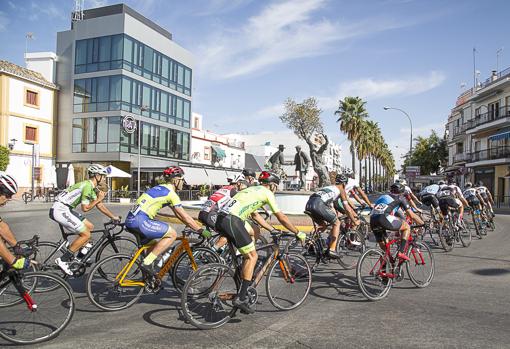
left=86, top=253, right=144, bottom=311
left=438, top=222, right=454, bottom=252
left=406, top=241, right=434, bottom=288
left=0, top=269, right=37, bottom=307
left=356, top=248, right=392, bottom=301
left=471, top=213, right=482, bottom=239
left=265, top=252, right=311, bottom=310
left=181, top=263, right=239, bottom=330
left=458, top=221, right=472, bottom=248
left=0, top=272, right=75, bottom=345
left=171, top=246, right=220, bottom=293
left=336, top=231, right=365, bottom=269
left=95, top=236, right=139, bottom=262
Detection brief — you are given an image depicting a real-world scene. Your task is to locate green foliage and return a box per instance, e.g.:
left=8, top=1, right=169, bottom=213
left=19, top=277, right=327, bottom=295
left=0, top=146, right=9, bottom=171
left=117, top=185, right=131, bottom=198
left=199, top=184, right=210, bottom=197
left=280, top=97, right=323, bottom=140
left=403, top=130, right=447, bottom=175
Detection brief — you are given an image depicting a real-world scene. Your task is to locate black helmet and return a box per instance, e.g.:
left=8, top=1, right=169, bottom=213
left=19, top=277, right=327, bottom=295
left=335, top=173, right=348, bottom=185
left=465, top=182, right=472, bottom=188
left=438, top=180, right=446, bottom=185
left=476, top=180, right=484, bottom=187
left=242, top=168, right=256, bottom=178
left=258, top=171, right=280, bottom=185
left=390, top=182, right=405, bottom=194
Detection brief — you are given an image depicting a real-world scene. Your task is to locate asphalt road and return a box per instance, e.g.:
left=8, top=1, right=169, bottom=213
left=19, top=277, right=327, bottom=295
left=1, top=204, right=509, bottom=348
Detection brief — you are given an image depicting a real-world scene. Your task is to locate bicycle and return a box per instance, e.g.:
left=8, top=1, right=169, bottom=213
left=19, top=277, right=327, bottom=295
left=356, top=224, right=434, bottom=301
left=180, top=230, right=312, bottom=329
left=420, top=206, right=440, bottom=246
left=0, top=236, right=75, bottom=344
left=35, top=219, right=137, bottom=285
left=466, top=206, right=485, bottom=239
left=86, top=229, right=220, bottom=311
left=438, top=209, right=472, bottom=252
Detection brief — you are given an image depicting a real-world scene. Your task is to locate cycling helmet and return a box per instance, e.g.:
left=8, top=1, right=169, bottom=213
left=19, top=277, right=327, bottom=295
left=465, top=182, right=472, bottom=188
left=226, top=175, right=235, bottom=183
left=242, top=168, right=256, bottom=178
left=231, top=173, right=245, bottom=184
left=88, top=164, right=108, bottom=176
left=335, top=173, right=349, bottom=185
left=390, top=182, right=405, bottom=194
left=163, top=166, right=185, bottom=179
left=397, top=179, right=407, bottom=186
left=258, top=171, right=280, bottom=185
left=476, top=180, right=484, bottom=187
left=342, top=168, right=354, bottom=178
left=438, top=180, right=446, bottom=185
left=0, top=172, right=18, bottom=198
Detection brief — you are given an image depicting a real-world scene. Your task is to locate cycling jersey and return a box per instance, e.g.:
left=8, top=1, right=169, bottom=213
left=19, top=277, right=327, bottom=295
left=131, top=184, right=182, bottom=219
left=310, top=185, right=341, bottom=205
left=345, top=178, right=358, bottom=195
left=463, top=188, right=478, bottom=200
left=56, top=180, right=97, bottom=209
left=220, top=185, right=280, bottom=221
left=201, top=185, right=237, bottom=214
left=371, top=194, right=410, bottom=216
left=476, top=186, right=490, bottom=197
left=419, top=184, right=439, bottom=197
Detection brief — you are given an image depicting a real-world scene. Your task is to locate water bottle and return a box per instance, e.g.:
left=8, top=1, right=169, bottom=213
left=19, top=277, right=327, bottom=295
left=76, top=242, right=93, bottom=259
left=157, top=250, right=172, bottom=268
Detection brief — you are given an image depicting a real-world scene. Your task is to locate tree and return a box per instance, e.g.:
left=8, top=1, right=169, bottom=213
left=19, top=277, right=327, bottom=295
left=403, top=130, right=447, bottom=175
left=280, top=97, right=331, bottom=187
left=0, top=146, right=9, bottom=171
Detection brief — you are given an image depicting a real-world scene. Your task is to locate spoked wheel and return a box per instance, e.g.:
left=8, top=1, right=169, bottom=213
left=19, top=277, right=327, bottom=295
left=95, top=237, right=139, bottom=262
left=32, top=241, right=69, bottom=292
left=0, top=272, right=75, bottom=345
left=471, top=213, right=483, bottom=239
left=438, top=222, right=454, bottom=252
left=458, top=221, right=472, bottom=248
left=406, top=241, right=434, bottom=288
left=265, top=252, right=311, bottom=310
left=86, top=254, right=144, bottom=311
left=336, top=231, right=366, bottom=269
left=171, top=247, right=221, bottom=293
left=181, top=263, right=239, bottom=330
left=356, top=248, right=392, bottom=301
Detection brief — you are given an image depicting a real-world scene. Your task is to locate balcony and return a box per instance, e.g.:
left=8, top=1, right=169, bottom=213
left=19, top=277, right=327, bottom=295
left=467, top=146, right=510, bottom=166
left=466, top=106, right=510, bottom=133
left=453, top=153, right=468, bottom=163
left=452, top=124, right=468, bottom=138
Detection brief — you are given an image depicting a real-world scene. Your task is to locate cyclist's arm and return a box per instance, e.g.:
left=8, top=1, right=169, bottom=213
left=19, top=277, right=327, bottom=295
left=350, top=191, right=364, bottom=206
left=81, top=189, right=104, bottom=212
left=340, top=190, right=359, bottom=225
left=251, top=211, right=273, bottom=231
left=405, top=208, right=424, bottom=226
left=273, top=212, right=298, bottom=234
left=487, top=190, right=494, bottom=203
left=355, top=187, right=373, bottom=207
left=410, top=192, right=422, bottom=205
left=172, top=206, right=202, bottom=231
left=95, top=202, right=118, bottom=220
left=0, top=239, right=16, bottom=265
left=0, top=220, right=17, bottom=246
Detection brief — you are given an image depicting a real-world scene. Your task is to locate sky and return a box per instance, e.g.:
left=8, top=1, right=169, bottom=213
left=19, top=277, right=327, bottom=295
left=1, top=0, right=509, bottom=168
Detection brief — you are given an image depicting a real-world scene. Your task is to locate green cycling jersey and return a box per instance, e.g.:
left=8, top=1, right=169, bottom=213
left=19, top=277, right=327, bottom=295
left=56, top=180, right=97, bottom=209
left=220, top=185, right=280, bottom=220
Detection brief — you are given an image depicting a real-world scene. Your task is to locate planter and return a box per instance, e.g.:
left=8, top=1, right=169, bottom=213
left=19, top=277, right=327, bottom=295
left=119, top=198, right=131, bottom=204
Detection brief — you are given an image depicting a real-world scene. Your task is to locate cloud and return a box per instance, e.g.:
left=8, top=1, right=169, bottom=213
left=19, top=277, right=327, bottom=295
left=192, top=0, right=254, bottom=16
left=7, top=1, right=16, bottom=9
left=198, top=0, right=411, bottom=80
left=88, top=0, right=109, bottom=8
left=0, top=12, right=8, bottom=32
left=29, top=1, right=66, bottom=21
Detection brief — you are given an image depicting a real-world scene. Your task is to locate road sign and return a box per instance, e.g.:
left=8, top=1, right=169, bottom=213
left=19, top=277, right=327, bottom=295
left=122, top=115, right=137, bottom=134
left=406, top=166, right=421, bottom=175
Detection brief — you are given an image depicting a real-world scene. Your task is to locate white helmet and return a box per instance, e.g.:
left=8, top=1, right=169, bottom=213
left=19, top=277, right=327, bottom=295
left=226, top=175, right=235, bottom=183
left=231, top=173, right=245, bottom=184
left=0, top=172, right=18, bottom=197
left=398, top=179, right=407, bottom=186
left=87, top=164, right=108, bottom=176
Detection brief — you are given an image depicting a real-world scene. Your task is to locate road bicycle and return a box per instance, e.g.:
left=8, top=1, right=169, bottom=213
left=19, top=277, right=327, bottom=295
left=0, top=236, right=75, bottom=344
left=35, top=219, right=137, bottom=288
left=356, top=224, right=434, bottom=301
left=180, top=230, right=312, bottom=329
left=466, top=206, right=485, bottom=239
left=86, top=228, right=220, bottom=311
left=438, top=209, right=472, bottom=252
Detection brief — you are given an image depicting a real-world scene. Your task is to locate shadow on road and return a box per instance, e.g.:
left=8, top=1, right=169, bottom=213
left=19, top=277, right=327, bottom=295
left=470, top=268, right=510, bottom=276
left=308, top=270, right=367, bottom=302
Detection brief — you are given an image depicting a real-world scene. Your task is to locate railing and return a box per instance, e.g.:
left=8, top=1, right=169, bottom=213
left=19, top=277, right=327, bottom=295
left=478, top=66, right=510, bottom=90
left=469, top=146, right=510, bottom=163
left=466, top=106, right=510, bottom=130
left=494, top=196, right=510, bottom=208
left=453, top=124, right=468, bottom=137
left=453, top=153, right=468, bottom=163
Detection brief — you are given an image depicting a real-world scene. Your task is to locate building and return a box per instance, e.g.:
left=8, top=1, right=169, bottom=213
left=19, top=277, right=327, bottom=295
left=55, top=4, right=193, bottom=189
left=0, top=58, right=58, bottom=192
left=446, top=68, right=510, bottom=205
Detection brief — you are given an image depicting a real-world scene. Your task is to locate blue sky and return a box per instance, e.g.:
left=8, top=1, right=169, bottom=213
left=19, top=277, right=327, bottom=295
left=1, top=0, right=509, bottom=167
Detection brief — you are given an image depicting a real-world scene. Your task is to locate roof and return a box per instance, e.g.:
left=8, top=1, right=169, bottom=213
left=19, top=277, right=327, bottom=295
left=0, top=60, right=58, bottom=89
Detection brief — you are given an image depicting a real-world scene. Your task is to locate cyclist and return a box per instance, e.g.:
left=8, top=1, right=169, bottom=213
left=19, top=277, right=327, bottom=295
left=242, top=168, right=258, bottom=186
left=436, top=179, right=468, bottom=225
left=51, top=164, right=120, bottom=275
left=306, top=173, right=360, bottom=259
left=418, top=183, right=442, bottom=220
left=370, top=183, right=424, bottom=260
left=476, top=181, right=495, bottom=217
left=344, top=169, right=373, bottom=208
left=463, top=182, right=485, bottom=213
left=215, top=171, right=306, bottom=314
left=125, top=166, right=203, bottom=275
left=396, top=179, right=422, bottom=213
left=0, top=172, right=30, bottom=270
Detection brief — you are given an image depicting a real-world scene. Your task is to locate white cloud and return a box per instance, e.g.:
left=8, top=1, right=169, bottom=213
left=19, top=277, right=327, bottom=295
left=198, top=0, right=409, bottom=80
left=7, top=1, right=16, bottom=9
left=88, top=0, right=109, bottom=8
left=192, top=0, right=254, bottom=16
left=29, top=2, right=66, bottom=21
left=0, top=12, right=8, bottom=32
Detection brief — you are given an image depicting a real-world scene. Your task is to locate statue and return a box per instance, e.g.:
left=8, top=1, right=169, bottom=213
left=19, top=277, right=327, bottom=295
left=267, top=144, right=287, bottom=182
left=309, top=134, right=330, bottom=187
left=294, top=145, right=310, bottom=190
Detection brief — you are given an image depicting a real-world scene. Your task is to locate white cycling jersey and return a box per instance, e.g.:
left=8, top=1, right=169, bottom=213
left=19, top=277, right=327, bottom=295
left=463, top=188, right=478, bottom=200
left=345, top=178, right=358, bottom=195
left=420, top=184, right=439, bottom=196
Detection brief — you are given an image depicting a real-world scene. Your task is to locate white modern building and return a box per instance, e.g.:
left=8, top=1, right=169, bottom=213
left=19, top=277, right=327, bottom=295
left=0, top=58, right=58, bottom=192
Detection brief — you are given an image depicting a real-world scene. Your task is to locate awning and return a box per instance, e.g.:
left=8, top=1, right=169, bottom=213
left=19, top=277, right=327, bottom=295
left=205, top=169, right=228, bottom=185
left=226, top=170, right=242, bottom=178
left=106, top=165, right=131, bottom=178
left=488, top=131, right=510, bottom=141
left=181, top=166, right=208, bottom=186
left=211, top=145, right=226, bottom=158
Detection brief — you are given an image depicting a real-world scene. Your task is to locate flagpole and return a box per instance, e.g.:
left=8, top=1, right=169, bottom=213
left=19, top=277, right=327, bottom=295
left=473, top=47, right=477, bottom=89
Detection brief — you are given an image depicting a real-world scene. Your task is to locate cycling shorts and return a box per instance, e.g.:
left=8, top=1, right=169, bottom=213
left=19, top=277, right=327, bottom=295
left=215, top=213, right=255, bottom=254
left=438, top=197, right=460, bottom=216
left=305, top=196, right=338, bottom=224
left=49, top=202, right=86, bottom=234
left=467, top=197, right=480, bottom=207
left=198, top=208, right=218, bottom=230
left=370, top=214, right=403, bottom=242
left=421, top=194, right=439, bottom=209
left=125, top=211, right=170, bottom=242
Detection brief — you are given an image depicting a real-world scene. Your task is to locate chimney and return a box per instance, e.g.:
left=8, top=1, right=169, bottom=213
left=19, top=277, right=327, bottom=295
left=25, top=52, right=58, bottom=83
left=491, top=70, right=498, bottom=82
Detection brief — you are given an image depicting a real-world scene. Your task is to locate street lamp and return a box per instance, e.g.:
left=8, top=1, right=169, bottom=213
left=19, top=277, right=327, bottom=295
left=383, top=107, right=413, bottom=164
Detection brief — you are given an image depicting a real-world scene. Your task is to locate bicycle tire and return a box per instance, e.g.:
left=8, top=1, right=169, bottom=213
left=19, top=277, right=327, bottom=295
left=438, top=221, right=454, bottom=252
left=171, top=246, right=221, bottom=293
left=32, top=241, right=69, bottom=291
left=356, top=248, right=392, bottom=301
left=336, top=231, right=365, bottom=269
left=406, top=241, right=434, bottom=288
left=95, top=236, right=139, bottom=263
left=265, top=252, right=311, bottom=310
left=0, top=272, right=75, bottom=345
left=86, top=253, right=144, bottom=312
left=0, top=266, right=37, bottom=307
left=471, top=212, right=482, bottom=239
left=181, top=263, right=239, bottom=330
left=458, top=221, right=472, bottom=248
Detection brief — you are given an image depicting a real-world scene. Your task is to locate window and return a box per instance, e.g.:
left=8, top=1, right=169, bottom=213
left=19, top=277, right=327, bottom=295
left=194, top=117, right=199, bottom=129
left=204, top=147, right=210, bottom=160
left=72, top=117, right=121, bottom=153
left=25, top=89, right=39, bottom=107
left=25, top=126, right=38, bottom=143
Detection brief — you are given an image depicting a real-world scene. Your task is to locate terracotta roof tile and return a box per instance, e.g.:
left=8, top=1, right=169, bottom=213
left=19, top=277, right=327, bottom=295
left=0, top=60, right=57, bottom=89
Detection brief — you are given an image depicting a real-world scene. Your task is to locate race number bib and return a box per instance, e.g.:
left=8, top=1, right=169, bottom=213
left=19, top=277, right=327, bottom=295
left=373, top=203, right=388, bottom=214
left=202, top=200, right=215, bottom=213
left=220, top=198, right=237, bottom=214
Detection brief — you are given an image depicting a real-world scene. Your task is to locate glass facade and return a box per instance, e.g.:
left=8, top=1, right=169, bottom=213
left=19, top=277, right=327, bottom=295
left=72, top=116, right=190, bottom=160
left=75, top=34, right=192, bottom=96
left=74, top=75, right=191, bottom=128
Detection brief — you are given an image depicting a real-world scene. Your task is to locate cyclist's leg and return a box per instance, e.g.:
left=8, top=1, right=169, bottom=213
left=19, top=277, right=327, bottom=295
left=139, top=217, right=177, bottom=266
left=69, top=218, right=93, bottom=253
left=370, top=214, right=389, bottom=250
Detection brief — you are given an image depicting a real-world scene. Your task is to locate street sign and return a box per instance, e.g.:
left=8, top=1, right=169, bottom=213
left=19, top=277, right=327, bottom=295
left=406, top=166, right=421, bottom=175
left=122, top=115, right=137, bottom=134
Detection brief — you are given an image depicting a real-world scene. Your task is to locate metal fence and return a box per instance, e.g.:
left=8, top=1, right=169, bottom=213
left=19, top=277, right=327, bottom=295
left=494, top=196, right=510, bottom=208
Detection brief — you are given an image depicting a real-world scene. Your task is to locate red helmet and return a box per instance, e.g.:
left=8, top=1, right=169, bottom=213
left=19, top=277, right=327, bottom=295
left=258, top=171, right=280, bottom=185
left=163, top=166, right=184, bottom=179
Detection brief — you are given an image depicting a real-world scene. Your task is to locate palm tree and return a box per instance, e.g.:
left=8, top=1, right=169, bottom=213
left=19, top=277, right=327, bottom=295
left=364, top=120, right=381, bottom=191
left=335, top=96, right=368, bottom=176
